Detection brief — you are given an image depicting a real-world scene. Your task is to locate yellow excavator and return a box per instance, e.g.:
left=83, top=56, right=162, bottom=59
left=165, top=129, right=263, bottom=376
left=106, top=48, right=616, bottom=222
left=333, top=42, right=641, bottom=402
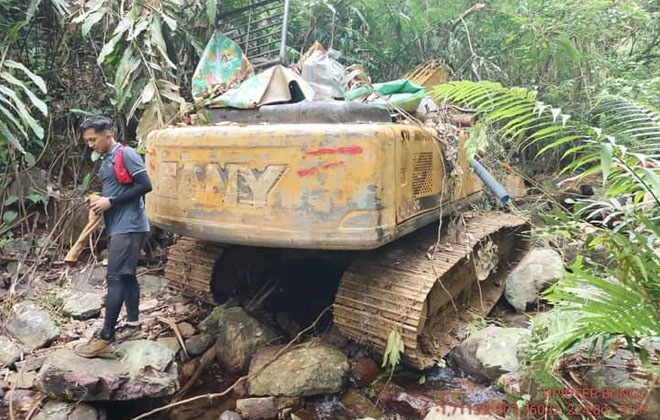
left=144, top=1, right=528, bottom=369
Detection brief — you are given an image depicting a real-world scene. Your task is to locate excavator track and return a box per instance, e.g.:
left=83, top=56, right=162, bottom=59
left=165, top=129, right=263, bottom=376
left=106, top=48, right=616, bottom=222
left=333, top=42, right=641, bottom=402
left=164, top=237, right=224, bottom=304
left=333, top=211, right=530, bottom=370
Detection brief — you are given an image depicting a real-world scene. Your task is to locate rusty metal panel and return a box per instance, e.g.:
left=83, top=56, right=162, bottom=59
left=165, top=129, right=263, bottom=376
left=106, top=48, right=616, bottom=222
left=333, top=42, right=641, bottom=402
left=146, top=123, right=483, bottom=250
left=403, top=60, right=450, bottom=89
left=455, top=130, right=483, bottom=200
left=145, top=124, right=399, bottom=249
left=395, top=127, right=445, bottom=223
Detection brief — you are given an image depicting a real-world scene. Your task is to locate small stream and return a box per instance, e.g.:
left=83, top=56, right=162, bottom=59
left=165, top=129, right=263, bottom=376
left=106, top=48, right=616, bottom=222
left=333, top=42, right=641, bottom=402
left=128, top=361, right=509, bottom=420
left=106, top=272, right=533, bottom=420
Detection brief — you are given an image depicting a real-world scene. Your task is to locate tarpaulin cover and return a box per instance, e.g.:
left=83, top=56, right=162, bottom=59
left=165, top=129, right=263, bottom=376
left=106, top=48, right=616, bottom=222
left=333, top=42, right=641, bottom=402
left=345, top=79, right=426, bottom=112
left=191, top=31, right=253, bottom=100
left=206, top=65, right=315, bottom=109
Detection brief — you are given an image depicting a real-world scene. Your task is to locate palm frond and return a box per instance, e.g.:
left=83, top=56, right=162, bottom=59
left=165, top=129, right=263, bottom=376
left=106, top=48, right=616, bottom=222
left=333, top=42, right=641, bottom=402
left=0, top=59, right=47, bottom=156
left=435, top=82, right=660, bottom=209
left=434, top=81, right=579, bottom=152
left=590, top=96, right=660, bottom=155
left=535, top=242, right=660, bottom=370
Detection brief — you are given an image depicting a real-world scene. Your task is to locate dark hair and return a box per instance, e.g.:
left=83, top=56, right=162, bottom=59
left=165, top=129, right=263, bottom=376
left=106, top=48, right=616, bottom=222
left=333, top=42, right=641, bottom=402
left=80, top=115, right=113, bottom=133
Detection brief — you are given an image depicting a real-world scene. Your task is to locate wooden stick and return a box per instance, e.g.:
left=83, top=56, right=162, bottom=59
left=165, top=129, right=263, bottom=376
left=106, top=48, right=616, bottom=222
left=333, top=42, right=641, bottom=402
left=171, top=347, right=217, bottom=403
left=448, top=113, right=475, bottom=127
left=157, top=316, right=191, bottom=359
left=63, top=214, right=101, bottom=263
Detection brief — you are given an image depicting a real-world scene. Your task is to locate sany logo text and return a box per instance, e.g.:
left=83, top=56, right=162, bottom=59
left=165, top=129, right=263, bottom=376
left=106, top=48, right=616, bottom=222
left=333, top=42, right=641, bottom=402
left=158, top=162, right=288, bottom=206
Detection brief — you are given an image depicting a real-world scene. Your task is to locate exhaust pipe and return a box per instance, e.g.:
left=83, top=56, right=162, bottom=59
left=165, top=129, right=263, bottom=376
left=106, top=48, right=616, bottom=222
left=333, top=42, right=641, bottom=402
left=469, top=158, right=510, bottom=203
left=279, top=0, right=291, bottom=65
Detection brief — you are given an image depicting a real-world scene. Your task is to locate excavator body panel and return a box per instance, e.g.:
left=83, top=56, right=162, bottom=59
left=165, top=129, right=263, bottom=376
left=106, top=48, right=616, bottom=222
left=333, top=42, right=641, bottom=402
left=145, top=123, right=481, bottom=250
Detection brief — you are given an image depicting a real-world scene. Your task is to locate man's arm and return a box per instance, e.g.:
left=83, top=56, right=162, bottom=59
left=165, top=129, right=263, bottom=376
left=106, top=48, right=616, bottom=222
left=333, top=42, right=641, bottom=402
left=90, top=173, right=152, bottom=214
left=90, top=147, right=152, bottom=214
left=112, top=146, right=152, bottom=204
left=109, top=171, right=152, bottom=205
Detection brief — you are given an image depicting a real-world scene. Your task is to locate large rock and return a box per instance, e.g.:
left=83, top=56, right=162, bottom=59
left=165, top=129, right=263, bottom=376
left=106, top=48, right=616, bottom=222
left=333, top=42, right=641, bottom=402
left=200, top=306, right=279, bottom=374
left=185, top=333, right=215, bottom=356
left=35, top=340, right=178, bottom=401
left=578, top=347, right=660, bottom=420
left=7, top=301, right=60, bottom=350
left=58, top=290, right=104, bottom=320
left=236, top=397, right=278, bottom=419
left=138, top=274, right=169, bottom=295
left=505, top=248, right=564, bottom=312
left=33, top=400, right=105, bottom=420
left=0, top=335, right=22, bottom=366
left=496, top=370, right=538, bottom=400
left=450, top=326, right=529, bottom=382
left=372, top=381, right=436, bottom=419
left=248, top=340, right=350, bottom=397
left=71, top=266, right=106, bottom=291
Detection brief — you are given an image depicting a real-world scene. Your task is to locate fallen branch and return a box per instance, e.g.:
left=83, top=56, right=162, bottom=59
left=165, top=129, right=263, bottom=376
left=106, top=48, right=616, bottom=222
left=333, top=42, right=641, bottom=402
left=156, top=316, right=190, bottom=360
left=23, top=394, right=46, bottom=420
left=64, top=212, right=101, bottom=262
left=171, top=346, right=217, bottom=403
left=131, top=306, right=331, bottom=420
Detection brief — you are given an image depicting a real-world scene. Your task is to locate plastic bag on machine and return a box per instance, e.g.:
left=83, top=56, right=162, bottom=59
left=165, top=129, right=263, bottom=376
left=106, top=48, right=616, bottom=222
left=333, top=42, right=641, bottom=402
left=301, top=48, right=346, bottom=100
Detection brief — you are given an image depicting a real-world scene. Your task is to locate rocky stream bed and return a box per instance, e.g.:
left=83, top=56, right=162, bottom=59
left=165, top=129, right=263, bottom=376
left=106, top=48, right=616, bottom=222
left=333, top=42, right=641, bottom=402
left=2, top=241, right=659, bottom=420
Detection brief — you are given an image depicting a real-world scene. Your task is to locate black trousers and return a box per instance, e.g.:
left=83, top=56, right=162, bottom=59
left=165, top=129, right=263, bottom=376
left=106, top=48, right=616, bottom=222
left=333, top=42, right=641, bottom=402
left=101, top=232, right=146, bottom=339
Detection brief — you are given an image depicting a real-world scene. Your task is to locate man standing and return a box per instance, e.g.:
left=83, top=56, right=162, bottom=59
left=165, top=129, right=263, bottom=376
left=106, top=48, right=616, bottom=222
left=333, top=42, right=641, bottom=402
left=75, top=115, right=152, bottom=358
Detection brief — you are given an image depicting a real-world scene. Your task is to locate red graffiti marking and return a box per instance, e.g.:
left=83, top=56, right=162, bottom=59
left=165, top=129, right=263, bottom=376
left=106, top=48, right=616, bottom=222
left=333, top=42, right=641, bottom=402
left=306, top=146, right=363, bottom=156
left=322, top=161, right=345, bottom=169
left=297, top=161, right=345, bottom=177
left=297, top=167, right=319, bottom=177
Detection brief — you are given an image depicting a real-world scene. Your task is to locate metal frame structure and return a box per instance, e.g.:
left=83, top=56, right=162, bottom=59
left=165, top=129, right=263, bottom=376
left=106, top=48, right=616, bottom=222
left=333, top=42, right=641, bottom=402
left=216, top=0, right=291, bottom=69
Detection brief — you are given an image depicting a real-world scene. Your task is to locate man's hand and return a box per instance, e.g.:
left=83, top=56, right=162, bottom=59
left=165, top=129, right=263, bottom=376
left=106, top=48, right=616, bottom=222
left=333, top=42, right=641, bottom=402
left=90, top=197, right=112, bottom=215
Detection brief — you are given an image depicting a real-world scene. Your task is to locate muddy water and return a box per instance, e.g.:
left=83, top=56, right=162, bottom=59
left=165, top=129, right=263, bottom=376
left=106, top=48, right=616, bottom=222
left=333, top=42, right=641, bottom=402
left=166, top=363, right=237, bottom=420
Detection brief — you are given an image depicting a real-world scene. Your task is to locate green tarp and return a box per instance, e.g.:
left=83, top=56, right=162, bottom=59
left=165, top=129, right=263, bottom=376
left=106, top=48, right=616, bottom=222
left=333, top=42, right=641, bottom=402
left=345, top=79, right=426, bottom=112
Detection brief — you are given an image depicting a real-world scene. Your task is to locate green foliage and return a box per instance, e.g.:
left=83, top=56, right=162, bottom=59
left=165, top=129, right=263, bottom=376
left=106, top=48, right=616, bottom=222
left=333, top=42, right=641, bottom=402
left=436, top=76, right=660, bottom=385
left=590, top=96, right=660, bottom=154
left=71, top=0, right=189, bottom=143
left=0, top=59, right=48, bottom=156
left=0, top=0, right=51, bottom=164
left=382, top=329, right=404, bottom=374
left=435, top=82, right=660, bottom=208
left=434, top=80, right=581, bottom=161
left=528, top=213, right=660, bottom=374
left=288, top=0, right=477, bottom=79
